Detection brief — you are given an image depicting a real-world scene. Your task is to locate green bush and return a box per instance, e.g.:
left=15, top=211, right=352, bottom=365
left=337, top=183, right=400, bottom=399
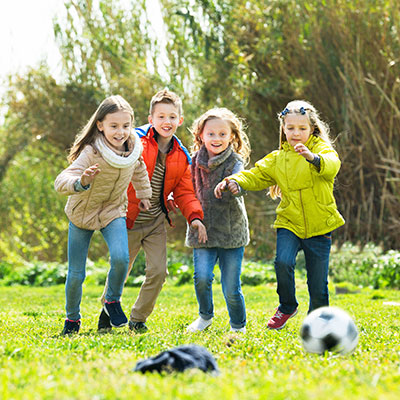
left=1, top=261, right=68, bottom=287
left=330, top=243, right=400, bottom=289
left=241, top=261, right=276, bottom=286
left=1, top=244, right=399, bottom=290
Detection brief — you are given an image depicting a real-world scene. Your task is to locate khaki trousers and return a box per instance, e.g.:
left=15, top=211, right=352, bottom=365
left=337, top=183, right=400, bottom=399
left=101, top=214, right=168, bottom=322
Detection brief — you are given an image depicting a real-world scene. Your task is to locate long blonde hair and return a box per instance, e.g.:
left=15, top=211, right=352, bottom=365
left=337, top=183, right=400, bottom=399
left=68, top=95, right=134, bottom=163
left=269, top=100, right=332, bottom=199
left=190, top=108, right=251, bottom=166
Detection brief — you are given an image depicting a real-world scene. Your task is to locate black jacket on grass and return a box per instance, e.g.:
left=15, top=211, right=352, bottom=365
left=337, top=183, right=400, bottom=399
left=133, top=345, right=219, bottom=374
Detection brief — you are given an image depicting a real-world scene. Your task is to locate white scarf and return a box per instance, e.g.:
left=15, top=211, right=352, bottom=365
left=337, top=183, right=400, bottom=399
left=94, top=131, right=143, bottom=169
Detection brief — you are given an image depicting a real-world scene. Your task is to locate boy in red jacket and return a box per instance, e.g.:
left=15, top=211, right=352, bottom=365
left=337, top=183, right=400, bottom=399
left=99, top=89, right=207, bottom=332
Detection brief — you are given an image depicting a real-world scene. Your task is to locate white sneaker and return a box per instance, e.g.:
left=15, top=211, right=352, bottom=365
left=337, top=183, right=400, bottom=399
left=230, top=326, right=246, bottom=334
left=186, top=317, right=212, bottom=332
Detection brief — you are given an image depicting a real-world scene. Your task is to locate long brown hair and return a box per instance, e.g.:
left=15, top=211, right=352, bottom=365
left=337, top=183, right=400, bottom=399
left=269, top=100, right=332, bottom=199
left=67, top=95, right=134, bottom=163
left=190, top=107, right=251, bottom=166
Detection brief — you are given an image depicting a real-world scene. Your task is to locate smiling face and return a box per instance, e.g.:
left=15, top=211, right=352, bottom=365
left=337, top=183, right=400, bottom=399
left=200, top=117, right=232, bottom=158
left=148, top=102, right=183, bottom=140
left=283, top=113, right=313, bottom=147
left=97, top=110, right=132, bottom=151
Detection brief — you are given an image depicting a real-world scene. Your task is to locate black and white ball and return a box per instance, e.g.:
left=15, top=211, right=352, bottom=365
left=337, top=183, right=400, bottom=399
left=300, top=306, right=358, bottom=355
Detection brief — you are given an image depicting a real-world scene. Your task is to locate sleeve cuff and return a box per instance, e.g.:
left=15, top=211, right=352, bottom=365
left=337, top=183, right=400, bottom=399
left=74, top=179, right=90, bottom=192
left=307, top=154, right=321, bottom=169
left=189, top=213, right=203, bottom=224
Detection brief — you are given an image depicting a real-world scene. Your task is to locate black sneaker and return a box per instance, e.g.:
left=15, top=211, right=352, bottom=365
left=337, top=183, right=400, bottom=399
left=129, top=321, right=148, bottom=333
left=62, top=319, right=81, bottom=335
left=104, top=301, right=128, bottom=328
left=97, top=308, right=112, bottom=331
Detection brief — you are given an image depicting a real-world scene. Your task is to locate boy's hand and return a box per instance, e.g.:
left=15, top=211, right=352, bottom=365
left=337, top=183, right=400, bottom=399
left=214, top=178, right=239, bottom=198
left=138, top=199, right=151, bottom=211
left=191, top=220, right=208, bottom=243
left=167, top=197, right=179, bottom=214
left=294, top=143, right=314, bottom=161
left=81, top=164, right=101, bottom=186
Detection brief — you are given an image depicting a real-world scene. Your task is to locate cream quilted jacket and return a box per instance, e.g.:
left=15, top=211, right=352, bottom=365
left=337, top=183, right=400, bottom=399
left=55, top=135, right=151, bottom=230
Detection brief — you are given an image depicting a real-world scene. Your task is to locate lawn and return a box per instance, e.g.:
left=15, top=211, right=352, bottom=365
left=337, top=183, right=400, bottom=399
left=1, top=281, right=399, bottom=400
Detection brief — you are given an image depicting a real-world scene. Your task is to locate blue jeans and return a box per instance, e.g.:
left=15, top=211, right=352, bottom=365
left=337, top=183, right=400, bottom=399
left=193, top=247, right=246, bottom=329
left=274, top=228, right=332, bottom=315
left=65, top=218, right=129, bottom=320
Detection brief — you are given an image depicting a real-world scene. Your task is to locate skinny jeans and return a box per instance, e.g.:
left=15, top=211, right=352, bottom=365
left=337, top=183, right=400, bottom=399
left=274, top=228, right=331, bottom=315
left=65, top=217, right=129, bottom=320
left=193, top=247, right=246, bottom=329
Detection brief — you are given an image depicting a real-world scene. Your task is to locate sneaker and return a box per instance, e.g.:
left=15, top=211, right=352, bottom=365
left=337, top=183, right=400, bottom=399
left=103, top=301, right=128, bottom=328
left=129, top=321, right=148, bottom=333
left=230, top=326, right=246, bottom=334
left=186, top=317, right=213, bottom=332
left=267, top=308, right=298, bottom=330
left=97, top=308, right=112, bottom=331
left=62, top=319, right=81, bottom=335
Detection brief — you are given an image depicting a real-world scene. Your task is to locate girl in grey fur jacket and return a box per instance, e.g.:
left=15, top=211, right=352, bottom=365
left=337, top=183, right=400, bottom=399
left=186, top=108, right=251, bottom=334
left=55, top=95, right=151, bottom=335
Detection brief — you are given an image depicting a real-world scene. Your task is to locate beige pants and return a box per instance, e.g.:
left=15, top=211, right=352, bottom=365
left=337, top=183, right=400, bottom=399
left=101, top=213, right=168, bottom=322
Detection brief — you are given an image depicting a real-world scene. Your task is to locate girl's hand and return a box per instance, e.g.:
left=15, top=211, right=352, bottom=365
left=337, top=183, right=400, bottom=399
left=138, top=199, right=151, bottom=211
left=226, top=178, right=240, bottom=195
left=214, top=178, right=239, bottom=198
left=214, top=179, right=227, bottom=198
left=191, top=220, right=208, bottom=243
left=80, top=164, right=101, bottom=186
left=294, top=143, right=314, bottom=161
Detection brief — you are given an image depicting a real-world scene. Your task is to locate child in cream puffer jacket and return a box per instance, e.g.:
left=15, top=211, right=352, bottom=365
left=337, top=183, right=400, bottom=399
left=55, top=95, right=151, bottom=335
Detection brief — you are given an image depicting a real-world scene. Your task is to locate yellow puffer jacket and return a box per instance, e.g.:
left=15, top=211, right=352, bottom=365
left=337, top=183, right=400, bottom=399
left=229, top=135, right=345, bottom=238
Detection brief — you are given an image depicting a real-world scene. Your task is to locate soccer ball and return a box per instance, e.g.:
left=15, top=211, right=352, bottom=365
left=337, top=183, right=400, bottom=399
left=300, top=306, right=359, bottom=355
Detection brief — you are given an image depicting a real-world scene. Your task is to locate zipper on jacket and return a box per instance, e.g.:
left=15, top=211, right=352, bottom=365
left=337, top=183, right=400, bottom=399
left=160, top=160, right=172, bottom=226
left=100, top=169, right=122, bottom=226
left=299, top=190, right=307, bottom=238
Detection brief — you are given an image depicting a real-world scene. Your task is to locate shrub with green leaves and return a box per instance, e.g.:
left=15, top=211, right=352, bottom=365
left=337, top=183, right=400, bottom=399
left=329, top=243, right=400, bottom=289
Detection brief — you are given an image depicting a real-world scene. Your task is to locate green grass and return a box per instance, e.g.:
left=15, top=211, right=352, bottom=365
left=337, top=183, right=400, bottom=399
left=1, top=281, right=400, bottom=400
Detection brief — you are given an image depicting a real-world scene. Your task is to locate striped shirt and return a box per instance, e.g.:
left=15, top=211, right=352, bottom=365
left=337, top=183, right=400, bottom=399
left=135, top=151, right=166, bottom=224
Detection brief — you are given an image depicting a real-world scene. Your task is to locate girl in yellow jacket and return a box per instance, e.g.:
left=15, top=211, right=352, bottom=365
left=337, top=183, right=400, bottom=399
left=55, top=95, right=152, bottom=335
left=215, top=100, right=345, bottom=330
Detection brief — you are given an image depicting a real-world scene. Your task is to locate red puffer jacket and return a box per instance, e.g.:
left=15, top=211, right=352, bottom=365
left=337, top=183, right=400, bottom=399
left=126, top=125, right=203, bottom=229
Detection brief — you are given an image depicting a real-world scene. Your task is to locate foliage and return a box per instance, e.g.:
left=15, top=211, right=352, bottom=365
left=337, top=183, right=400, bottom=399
left=1, top=245, right=399, bottom=290
left=54, top=0, right=166, bottom=125
left=0, top=261, right=68, bottom=287
left=1, top=284, right=400, bottom=399
left=240, top=260, right=277, bottom=286
left=0, top=65, right=102, bottom=173
left=330, top=242, right=400, bottom=289
left=1, top=0, right=400, bottom=263
left=0, top=140, right=67, bottom=263
left=159, top=0, right=400, bottom=248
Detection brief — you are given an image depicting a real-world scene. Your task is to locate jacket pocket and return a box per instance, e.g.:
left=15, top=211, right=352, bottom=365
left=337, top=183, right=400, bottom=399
left=313, top=201, right=337, bottom=227
left=71, top=199, right=83, bottom=214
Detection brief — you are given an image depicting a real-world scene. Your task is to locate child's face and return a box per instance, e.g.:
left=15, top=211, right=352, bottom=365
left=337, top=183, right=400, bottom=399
left=201, top=118, right=232, bottom=158
left=283, top=114, right=313, bottom=147
left=97, top=110, right=132, bottom=151
left=148, top=102, right=183, bottom=140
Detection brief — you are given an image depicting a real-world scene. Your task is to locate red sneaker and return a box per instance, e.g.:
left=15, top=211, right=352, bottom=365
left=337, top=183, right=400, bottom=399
left=267, top=308, right=298, bottom=330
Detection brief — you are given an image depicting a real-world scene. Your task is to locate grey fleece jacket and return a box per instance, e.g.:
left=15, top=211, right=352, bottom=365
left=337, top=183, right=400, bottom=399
left=185, top=145, right=249, bottom=249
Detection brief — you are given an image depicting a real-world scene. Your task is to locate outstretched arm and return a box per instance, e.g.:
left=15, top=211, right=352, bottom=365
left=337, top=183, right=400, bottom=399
left=214, top=178, right=240, bottom=199
left=294, top=143, right=314, bottom=161
left=80, top=164, right=101, bottom=186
